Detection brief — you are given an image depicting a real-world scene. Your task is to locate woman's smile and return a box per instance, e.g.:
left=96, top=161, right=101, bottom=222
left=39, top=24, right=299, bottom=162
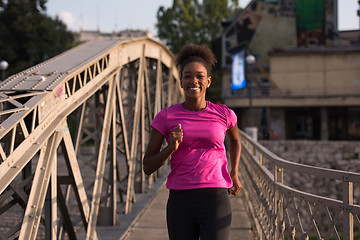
left=189, top=87, right=200, bottom=91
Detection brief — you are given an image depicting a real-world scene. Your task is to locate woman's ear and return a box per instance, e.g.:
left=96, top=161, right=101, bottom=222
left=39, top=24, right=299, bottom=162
left=207, top=76, right=212, bottom=88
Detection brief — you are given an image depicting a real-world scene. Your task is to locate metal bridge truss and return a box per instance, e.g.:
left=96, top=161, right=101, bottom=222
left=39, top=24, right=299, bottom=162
left=239, top=130, right=360, bottom=240
left=0, top=37, right=183, bottom=239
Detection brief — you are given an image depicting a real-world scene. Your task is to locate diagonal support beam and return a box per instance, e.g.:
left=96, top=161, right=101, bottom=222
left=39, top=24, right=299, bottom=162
left=125, top=46, right=145, bottom=214
left=62, top=126, right=92, bottom=231
left=19, top=128, right=63, bottom=240
left=86, top=77, right=116, bottom=240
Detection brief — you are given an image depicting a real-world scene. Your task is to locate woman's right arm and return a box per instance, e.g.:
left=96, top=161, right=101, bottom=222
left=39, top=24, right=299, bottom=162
left=143, top=125, right=182, bottom=175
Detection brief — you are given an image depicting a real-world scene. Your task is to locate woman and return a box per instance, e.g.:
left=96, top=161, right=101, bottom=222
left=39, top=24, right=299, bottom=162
left=143, top=43, right=242, bottom=240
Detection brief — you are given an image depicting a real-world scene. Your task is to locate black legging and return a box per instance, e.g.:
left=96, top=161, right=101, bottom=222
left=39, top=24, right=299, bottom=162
left=166, top=188, right=232, bottom=240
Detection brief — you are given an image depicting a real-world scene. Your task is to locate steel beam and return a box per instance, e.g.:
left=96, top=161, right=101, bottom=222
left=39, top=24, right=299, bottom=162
left=125, top=46, right=145, bottom=214
left=19, top=128, right=63, bottom=239
left=86, top=77, right=116, bottom=239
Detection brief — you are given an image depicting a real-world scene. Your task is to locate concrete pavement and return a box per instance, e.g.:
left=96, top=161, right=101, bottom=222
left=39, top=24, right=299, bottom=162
left=121, top=182, right=256, bottom=240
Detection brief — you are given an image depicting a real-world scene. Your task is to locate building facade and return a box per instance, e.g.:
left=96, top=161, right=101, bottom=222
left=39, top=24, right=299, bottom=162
left=219, top=0, right=360, bottom=140
left=75, top=29, right=152, bottom=42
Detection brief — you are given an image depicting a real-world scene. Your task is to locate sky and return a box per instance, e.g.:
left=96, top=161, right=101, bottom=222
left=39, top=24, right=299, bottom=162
left=46, top=0, right=359, bottom=36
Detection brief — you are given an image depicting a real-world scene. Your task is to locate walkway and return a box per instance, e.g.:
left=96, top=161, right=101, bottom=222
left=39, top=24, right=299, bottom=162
left=120, top=182, right=256, bottom=240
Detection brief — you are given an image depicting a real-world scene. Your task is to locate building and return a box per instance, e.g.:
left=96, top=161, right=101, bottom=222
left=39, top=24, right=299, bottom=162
left=76, top=29, right=152, bottom=42
left=218, top=0, right=360, bottom=140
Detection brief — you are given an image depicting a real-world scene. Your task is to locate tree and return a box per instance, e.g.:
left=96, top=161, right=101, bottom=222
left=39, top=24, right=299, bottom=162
left=156, top=0, right=240, bottom=102
left=0, top=0, right=75, bottom=76
left=156, top=0, right=239, bottom=53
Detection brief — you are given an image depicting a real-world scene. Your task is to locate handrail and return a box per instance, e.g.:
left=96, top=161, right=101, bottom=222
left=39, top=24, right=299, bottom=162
left=239, top=129, right=360, bottom=240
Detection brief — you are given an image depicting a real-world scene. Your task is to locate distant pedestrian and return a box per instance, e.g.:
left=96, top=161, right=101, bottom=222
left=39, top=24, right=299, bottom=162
left=271, top=129, right=277, bottom=140
left=143, top=43, right=242, bottom=240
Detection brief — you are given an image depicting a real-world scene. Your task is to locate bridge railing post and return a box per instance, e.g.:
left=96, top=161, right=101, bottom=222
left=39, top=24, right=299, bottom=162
left=342, top=181, right=354, bottom=240
left=259, top=153, right=265, bottom=167
left=274, top=165, right=283, bottom=240
left=259, top=153, right=265, bottom=240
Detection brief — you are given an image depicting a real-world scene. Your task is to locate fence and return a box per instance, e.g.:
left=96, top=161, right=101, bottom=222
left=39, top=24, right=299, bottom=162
left=239, top=130, right=360, bottom=240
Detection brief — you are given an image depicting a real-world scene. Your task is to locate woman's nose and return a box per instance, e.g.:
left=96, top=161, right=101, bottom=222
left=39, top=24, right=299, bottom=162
left=189, top=76, right=198, bottom=83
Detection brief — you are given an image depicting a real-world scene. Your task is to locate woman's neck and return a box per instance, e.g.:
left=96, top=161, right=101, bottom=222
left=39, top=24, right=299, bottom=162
left=182, top=99, right=207, bottom=112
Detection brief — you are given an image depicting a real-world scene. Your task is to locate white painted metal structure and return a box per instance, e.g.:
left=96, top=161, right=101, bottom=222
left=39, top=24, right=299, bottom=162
left=239, top=130, right=360, bottom=240
left=0, top=37, right=183, bottom=239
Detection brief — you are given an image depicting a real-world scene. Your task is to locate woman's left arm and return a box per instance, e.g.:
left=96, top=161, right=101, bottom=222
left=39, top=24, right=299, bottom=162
left=226, top=124, right=242, bottom=196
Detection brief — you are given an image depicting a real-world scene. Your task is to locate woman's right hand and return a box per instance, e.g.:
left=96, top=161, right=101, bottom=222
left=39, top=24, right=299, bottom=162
left=169, top=124, right=183, bottom=151
left=143, top=124, right=183, bottom=175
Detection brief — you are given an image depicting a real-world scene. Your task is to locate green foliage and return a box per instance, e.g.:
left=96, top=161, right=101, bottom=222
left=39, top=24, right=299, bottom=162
left=156, top=0, right=239, bottom=53
left=0, top=0, right=75, bottom=76
left=156, top=0, right=240, bottom=102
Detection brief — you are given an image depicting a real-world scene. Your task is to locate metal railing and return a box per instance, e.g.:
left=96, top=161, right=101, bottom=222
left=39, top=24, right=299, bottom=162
left=239, top=130, right=360, bottom=240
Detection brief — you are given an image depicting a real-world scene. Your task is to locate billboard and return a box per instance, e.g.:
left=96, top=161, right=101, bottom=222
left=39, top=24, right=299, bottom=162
left=231, top=50, right=246, bottom=90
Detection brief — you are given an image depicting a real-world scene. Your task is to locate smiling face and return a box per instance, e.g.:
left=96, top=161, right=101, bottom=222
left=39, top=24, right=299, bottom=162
left=181, top=61, right=211, bottom=100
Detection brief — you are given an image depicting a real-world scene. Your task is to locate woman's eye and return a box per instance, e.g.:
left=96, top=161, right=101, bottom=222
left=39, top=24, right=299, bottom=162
left=183, top=75, right=206, bottom=80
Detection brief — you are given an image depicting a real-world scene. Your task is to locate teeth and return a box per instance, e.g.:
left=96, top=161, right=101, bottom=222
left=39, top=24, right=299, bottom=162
left=190, top=87, right=200, bottom=90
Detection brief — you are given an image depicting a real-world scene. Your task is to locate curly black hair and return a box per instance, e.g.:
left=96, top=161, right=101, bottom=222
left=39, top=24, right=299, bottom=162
left=175, top=44, right=217, bottom=78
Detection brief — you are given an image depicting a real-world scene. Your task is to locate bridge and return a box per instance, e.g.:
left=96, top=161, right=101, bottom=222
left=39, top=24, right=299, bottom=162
left=0, top=37, right=359, bottom=240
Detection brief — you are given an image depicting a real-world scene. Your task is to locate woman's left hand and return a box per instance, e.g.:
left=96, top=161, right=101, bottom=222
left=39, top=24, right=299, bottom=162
left=228, top=171, right=242, bottom=196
